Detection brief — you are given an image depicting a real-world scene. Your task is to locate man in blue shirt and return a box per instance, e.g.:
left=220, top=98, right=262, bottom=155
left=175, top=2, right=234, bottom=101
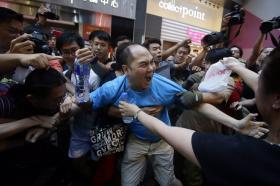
left=90, top=43, right=184, bottom=185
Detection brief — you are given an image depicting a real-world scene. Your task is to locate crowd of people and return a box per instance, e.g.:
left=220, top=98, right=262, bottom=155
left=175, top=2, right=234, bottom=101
left=0, top=4, right=279, bottom=186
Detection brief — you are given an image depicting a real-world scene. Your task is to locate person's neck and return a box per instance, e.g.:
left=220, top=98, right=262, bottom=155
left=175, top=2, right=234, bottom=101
left=266, top=118, right=280, bottom=144
left=130, top=84, right=144, bottom=91
left=128, top=81, right=147, bottom=91
left=155, top=61, right=160, bottom=68
left=98, top=56, right=108, bottom=64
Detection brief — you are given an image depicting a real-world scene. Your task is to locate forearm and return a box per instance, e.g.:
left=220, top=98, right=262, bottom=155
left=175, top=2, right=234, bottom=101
left=0, top=118, right=38, bottom=140
left=202, top=92, right=225, bottom=105
left=174, top=61, right=189, bottom=70
left=231, top=65, right=258, bottom=93
left=136, top=110, right=199, bottom=166
left=240, top=98, right=256, bottom=107
left=92, top=61, right=109, bottom=79
left=195, top=103, right=239, bottom=130
left=247, top=33, right=265, bottom=67
left=162, top=44, right=179, bottom=60
left=0, top=54, right=22, bottom=74
left=189, top=48, right=207, bottom=68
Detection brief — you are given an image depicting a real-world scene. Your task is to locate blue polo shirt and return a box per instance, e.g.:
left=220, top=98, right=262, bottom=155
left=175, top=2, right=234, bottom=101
left=90, top=73, right=185, bottom=142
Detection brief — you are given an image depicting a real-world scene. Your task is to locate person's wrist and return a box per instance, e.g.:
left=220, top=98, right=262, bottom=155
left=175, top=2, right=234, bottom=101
left=228, top=64, right=240, bottom=71
left=195, top=91, right=203, bottom=103
left=26, top=117, right=40, bottom=127
left=134, top=109, right=142, bottom=120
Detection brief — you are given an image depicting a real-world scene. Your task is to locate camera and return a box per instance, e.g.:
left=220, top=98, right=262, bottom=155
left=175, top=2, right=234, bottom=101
left=42, top=11, right=59, bottom=20
left=260, top=16, right=280, bottom=33
left=225, top=5, right=245, bottom=26
left=205, top=48, right=233, bottom=64
left=29, top=31, right=50, bottom=54
left=202, top=31, right=226, bottom=46
left=37, top=10, right=59, bottom=20
left=227, top=9, right=245, bottom=26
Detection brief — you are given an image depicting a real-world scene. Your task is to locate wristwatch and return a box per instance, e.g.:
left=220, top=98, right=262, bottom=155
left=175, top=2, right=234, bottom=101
left=134, top=109, right=142, bottom=120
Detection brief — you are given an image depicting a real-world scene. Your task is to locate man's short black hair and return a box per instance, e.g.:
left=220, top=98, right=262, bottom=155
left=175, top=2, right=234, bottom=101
left=116, top=42, right=135, bottom=67
left=114, top=35, right=130, bottom=47
left=0, top=7, right=23, bottom=24
left=56, top=32, right=85, bottom=52
left=88, top=30, right=111, bottom=44
left=205, top=48, right=233, bottom=64
left=230, top=45, right=243, bottom=58
left=24, top=68, right=66, bottom=99
left=178, top=45, right=191, bottom=54
left=142, top=38, right=161, bottom=50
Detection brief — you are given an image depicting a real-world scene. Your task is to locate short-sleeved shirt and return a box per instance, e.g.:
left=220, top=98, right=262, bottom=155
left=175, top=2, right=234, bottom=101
left=90, top=73, right=185, bottom=142
left=192, top=132, right=280, bottom=185
left=170, top=61, right=191, bottom=85
left=155, top=61, right=175, bottom=80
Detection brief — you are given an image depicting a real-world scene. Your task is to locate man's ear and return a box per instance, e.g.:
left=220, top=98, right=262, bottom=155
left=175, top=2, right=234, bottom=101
left=122, top=65, right=128, bottom=74
left=272, top=95, right=280, bottom=110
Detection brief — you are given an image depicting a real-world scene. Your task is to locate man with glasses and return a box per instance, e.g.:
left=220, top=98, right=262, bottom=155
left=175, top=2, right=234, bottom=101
left=56, top=31, right=100, bottom=89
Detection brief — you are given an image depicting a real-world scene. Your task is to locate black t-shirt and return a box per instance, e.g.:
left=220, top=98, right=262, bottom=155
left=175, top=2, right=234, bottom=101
left=192, top=132, right=280, bottom=185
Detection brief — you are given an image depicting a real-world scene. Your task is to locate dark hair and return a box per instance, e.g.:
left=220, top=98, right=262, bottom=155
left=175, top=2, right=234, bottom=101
left=114, top=35, right=130, bottom=47
left=0, top=7, right=23, bottom=24
left=24, top=68, right=66, bottom=99
left=56, top=32, right=84, bottom=52
left=116, top=42, right=135, bottom=66
left=142, top=38, right=161, bottom=50
left=205, top=48, right=233, bottom=64
left=177, top=45, right=191, bottom=54
left=88, top=30, right=111, bottom=44
left=260, top=47, right=280, bottom=95
left=230, top=45, right=243, bottom=57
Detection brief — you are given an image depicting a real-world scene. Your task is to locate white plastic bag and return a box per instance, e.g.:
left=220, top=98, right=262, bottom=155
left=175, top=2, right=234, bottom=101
left=198, top=61, right=232, bottom=92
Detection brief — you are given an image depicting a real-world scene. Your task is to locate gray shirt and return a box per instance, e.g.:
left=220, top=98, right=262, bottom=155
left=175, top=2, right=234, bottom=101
left=155, top=61, right=175, bottom=80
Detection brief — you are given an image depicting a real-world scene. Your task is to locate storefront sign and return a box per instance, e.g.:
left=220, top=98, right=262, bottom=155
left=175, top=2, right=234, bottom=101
left=39, top=0, right=136, bottom=19
left=147, top=0, right=224, bottom=31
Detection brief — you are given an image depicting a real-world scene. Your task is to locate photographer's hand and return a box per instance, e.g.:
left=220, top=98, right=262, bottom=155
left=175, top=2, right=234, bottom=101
left=36, top=4, right=49, bottom=25
left=7, top=33, right=35, bottom=54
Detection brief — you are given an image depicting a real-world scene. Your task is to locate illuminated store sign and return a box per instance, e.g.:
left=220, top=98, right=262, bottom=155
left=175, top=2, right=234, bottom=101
left=147, top=0, right=224, bottom=31
left=39, top=0, right=136, bottom=19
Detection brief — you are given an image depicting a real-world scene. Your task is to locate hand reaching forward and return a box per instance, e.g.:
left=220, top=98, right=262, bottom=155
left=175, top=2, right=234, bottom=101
left=20, top=53, right=62, bottom=69
left=235, top=113, right=269, bottom=138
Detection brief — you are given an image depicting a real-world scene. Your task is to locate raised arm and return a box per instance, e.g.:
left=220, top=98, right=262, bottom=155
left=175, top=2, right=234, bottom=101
left=194, top=103, right=268, bottom=138
left=247, top=33, right=265, bottom=68
left=162, top=39, right=191, bottom=60
left=222, top=57, right=259, bottom=93
left=189, top=47, right=208, bottom=68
